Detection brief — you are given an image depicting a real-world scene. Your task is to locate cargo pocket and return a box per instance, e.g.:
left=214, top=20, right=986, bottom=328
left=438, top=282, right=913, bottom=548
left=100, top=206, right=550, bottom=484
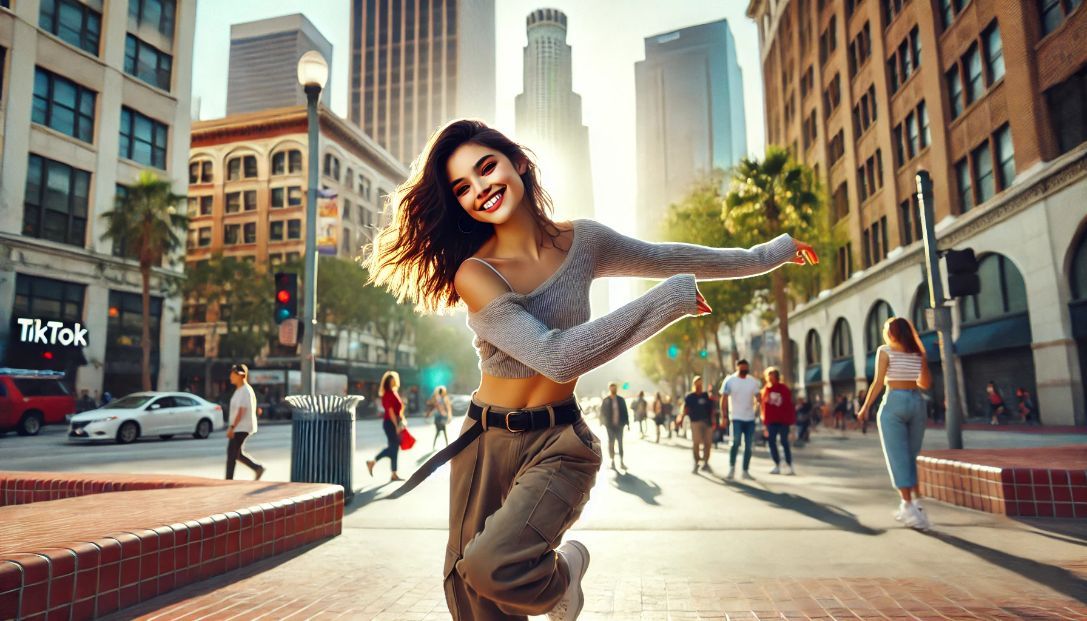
left=526, top=467, right=585, bottom=547
left=569, top=419, right=602, bottom=461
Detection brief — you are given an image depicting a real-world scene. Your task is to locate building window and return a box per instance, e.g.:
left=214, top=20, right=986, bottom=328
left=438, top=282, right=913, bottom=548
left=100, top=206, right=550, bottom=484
left=32, top=68, right=96, bottom=144
left=128, top=0, right=176, bottom=40
left=1045, top=64, right=1087, bottom=154
left=831, top=318, right=853, bottom=359
left=836, top=243, right=853, bottom=285
left=959, top=254, right=1027, bottom=322
left=23, top=154, right=89, bottom=248
left=882, top=0, right=904, bottom=25
left=119, top=107, right=168, bottom=169
left=188, top=160, right=213, bottom=184
left=823, top=73, right=842, bottom=119
left=187, top=195, right=213, bottom=216
left=888, top=26, right=921, bottom=94
left=271, top=186, right=303, bottom=209
left=360, top=175, right=372, bottom=201
left=972, top=141, right=994, bottom=204
left=227, top=155, right=257, bottom=180
left=343, top=200, right=353, bottom=222
left=39, top=0, right=101, bottom=56
left=994, top=124, right=1015, bottom=188
left=106, top=290, right=162, bottom=393
left=323, top=153, right=341, bottom=180
left=828, top=130, right=846, bottom=164
left=819, top=15, right=837, bottom=65
left=852, top=85, right=878, bottom=136
left=243, top=222, right=256, bottom=244
left=918, top=100, right=930, bottom=147
left=272, top=149, right=303, bottom=175
left=940, top=0, right=970, bottom=32
left=1040, top=0, right=1083, bottom=36
left=270, top=220, right=285, bottom=241
left=964, top=44, right=983, bottom=104
left=832, top=182, right=849, bottom=222
left=899, top=197, right=923, bottom=245
left=287, top=219, right=302, bottom=240
left=224, top=223, right=240, bottom=245
left=224, top=190, right=255, bottom=213
left=197, top=226, right=211, bottom=246
left=124, top=35, right=172, bottom=91
left=946, top=66, right=964, bottom=119
left=344, top=168, right=355, bottom=191
left=180, top=336, right=205, bottom=356
left=955, top=157, right=973, bottom=212
left=983, top=22, right=1005, bottom=84
left=14, top=274, right=85, bottom=323
left=848, top=22, right=871, bottom=77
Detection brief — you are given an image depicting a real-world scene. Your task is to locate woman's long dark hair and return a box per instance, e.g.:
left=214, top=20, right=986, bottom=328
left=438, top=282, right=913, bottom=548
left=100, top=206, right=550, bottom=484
left=365, top=119, right=557, bottom=314
left=884, top=317, right=924, bottom=355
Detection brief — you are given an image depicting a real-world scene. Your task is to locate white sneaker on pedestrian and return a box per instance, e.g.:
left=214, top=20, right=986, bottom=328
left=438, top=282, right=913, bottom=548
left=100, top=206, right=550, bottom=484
left=785, top=464, right=796, bottom=476
left=548, top=540, right=589, bottom=621
left=725, top=467, right=735, bottom=480
left=912, top=500, right=932, bottom=530
left=898, top=501, right=925, bottom=530
left=742, top=470, right=754, bottom=481
left=769, top=465, right=781, bottom=475
left=700, top=463, right=712, bottom=473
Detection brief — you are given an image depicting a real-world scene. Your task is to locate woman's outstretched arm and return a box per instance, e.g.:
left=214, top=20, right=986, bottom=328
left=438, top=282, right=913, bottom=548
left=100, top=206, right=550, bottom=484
left=584, top=219, right=802, bottom=281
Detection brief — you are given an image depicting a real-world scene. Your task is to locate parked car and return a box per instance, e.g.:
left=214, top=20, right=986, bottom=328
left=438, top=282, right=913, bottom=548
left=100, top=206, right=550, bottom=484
left=0, top=370, right=77, bottom=436
left=68, top=392, right=223, bottom=444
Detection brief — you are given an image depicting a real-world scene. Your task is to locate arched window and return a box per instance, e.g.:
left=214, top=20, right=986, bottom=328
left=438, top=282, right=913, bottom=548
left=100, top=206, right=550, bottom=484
left=226, top=154, right=257, bottom=181
left=959, top=254, right=1027, bottom=323
left=271, top=149, right=303, bottom=176
left=805, top=329, right=821, bottom=365
left=865, top=301, right=894, bottom=353
left=1071, top=233, right=1087, bottom=301
left=911, top=283, right=933, bottom=332
left=188, top=159, right=213, bottom=184
left=831, top=318, right=852, bottom=359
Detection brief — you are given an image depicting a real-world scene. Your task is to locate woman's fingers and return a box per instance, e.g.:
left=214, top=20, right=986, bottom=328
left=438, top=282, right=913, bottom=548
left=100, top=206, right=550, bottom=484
left=694, top=290, right=713, bottom=316
left=794, top=240, right=820, bottom=265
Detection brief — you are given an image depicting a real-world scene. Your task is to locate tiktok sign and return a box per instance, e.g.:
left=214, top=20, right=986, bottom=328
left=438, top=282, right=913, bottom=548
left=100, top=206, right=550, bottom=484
left=16, top=318, right=89, bottom=348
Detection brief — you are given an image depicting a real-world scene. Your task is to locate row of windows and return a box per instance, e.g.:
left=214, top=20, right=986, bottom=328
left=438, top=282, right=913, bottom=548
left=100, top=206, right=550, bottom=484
left=852, top=85, right=878, bottom=137
left=862, top=215, right=890, bottom=268
left=856, top=149, right=884, bottom=203
left=887, top=26, right=921, bottom=95
left=946, top=21, right=1003, bottom=119
left=186, top=186, right=320, bottom=215
left=847, top=22, right=871, bottom=77
left=893, top=100, right=931, bottom=168
left=955, top=125, right=1015, bottom=212
left=14, top=273, right=85, bottom=325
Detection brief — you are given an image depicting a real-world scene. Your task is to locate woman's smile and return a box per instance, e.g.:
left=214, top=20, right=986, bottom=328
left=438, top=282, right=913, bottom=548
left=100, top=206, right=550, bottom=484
left=478, top=188, right=505, bottom=213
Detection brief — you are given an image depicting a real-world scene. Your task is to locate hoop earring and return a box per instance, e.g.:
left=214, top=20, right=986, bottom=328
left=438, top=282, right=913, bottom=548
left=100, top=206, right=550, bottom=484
left=457, top=216, right=476, bottom=235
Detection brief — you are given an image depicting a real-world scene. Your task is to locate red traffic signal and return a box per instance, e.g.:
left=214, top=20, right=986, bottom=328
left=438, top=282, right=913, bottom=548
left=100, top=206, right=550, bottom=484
left=277, top=290, right=291, bottom=303
left=274, top=272, right=299, bottom=324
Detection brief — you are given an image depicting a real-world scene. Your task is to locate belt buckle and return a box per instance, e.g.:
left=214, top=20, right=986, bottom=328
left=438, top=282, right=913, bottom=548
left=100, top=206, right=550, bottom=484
left=505, top=410, right=526, bottom=433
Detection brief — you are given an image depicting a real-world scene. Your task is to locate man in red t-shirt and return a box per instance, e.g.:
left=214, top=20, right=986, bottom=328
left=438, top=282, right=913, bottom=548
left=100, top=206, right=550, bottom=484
left=761, top=367, right=796, bottom=475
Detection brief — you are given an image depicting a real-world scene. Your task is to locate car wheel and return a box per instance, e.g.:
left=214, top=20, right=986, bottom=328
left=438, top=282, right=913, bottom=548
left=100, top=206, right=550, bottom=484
left=116, top=421, right=139, bottom=444
left=194, top=418, right=212, bottom=439
left=159, top=434, right=174, bottom=440
left=17, top=411, right=44, bottom=436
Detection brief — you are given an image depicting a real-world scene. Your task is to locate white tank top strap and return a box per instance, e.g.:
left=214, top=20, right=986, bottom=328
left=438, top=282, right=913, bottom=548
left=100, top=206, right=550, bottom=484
left=465, top=257, right=514, bottom=292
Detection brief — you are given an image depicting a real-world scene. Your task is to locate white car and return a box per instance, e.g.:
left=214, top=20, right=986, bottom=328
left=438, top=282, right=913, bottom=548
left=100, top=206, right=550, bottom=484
left=68, top=392, right=223, bottom=444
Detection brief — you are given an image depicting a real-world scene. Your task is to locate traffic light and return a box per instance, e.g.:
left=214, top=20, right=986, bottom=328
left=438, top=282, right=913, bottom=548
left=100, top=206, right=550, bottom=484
left=667, top=344, right=679, bottom=359
left=699, top=349, right=708, bottom=359
left=944, top=248, right=980, bottom=298
left=274, top=272, right=298, bottom=324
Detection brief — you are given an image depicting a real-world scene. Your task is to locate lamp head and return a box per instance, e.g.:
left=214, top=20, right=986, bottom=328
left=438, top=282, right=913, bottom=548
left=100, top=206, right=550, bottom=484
left=296, top=50, right=329, bottom=90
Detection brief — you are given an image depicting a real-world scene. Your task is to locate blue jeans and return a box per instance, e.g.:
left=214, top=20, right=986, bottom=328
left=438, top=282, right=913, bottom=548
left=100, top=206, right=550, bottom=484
left=729, top=419, right=756, bottom=471
left=767, top=423, right=792, bottom=465
left=877, top=389, right=927, bottom=488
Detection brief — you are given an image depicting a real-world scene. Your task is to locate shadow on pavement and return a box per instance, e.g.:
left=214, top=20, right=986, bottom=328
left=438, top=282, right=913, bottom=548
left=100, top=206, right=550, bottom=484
left=923, top=530, right=1087, bottom=603
left=416, top=448, right=438, bottom=464
left=610, top=471, right=662, bottom=505
left=1014, top=519, right=1087, bottom=546
left=714, top=478, right=885, bottom=536
left=345, top=482, right=393, bottom=514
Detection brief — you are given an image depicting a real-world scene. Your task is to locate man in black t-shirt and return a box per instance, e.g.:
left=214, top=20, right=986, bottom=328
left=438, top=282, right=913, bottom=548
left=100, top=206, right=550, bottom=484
left=677, top=376, right=715, bottom=473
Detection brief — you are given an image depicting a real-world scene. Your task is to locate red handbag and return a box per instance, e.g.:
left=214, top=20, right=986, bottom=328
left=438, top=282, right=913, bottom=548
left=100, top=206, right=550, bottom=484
left=399, top=427, right=416, bottom=450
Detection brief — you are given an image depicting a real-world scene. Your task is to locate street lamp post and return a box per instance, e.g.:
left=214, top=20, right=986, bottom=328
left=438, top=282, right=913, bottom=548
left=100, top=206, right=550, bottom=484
left=297, top=51, right=329, bottom=396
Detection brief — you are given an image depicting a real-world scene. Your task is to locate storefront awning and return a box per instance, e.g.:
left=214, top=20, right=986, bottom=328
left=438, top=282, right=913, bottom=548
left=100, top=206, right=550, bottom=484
left=955, top=313, right=1032, bottom=357
left=805, top=364, right=822, bottom=384
left=829, top=357, right=855, bottom=381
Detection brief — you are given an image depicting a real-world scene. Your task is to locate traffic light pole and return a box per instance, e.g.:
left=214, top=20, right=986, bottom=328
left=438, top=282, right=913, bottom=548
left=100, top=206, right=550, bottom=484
left=916, top=171, right=964, bottom=449
left=301, top=85, right=320, bottom=395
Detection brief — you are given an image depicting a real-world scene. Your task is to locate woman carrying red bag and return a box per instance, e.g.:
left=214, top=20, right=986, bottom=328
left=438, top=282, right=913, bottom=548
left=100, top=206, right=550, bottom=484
left=367, top=370, right=407, bottom=482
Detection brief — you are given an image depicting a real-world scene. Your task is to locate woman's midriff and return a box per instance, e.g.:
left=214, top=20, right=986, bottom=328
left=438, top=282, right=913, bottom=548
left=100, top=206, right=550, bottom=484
left=474, top=373, right=579, bottom=408
left=885, top=380, right=920, bottom=390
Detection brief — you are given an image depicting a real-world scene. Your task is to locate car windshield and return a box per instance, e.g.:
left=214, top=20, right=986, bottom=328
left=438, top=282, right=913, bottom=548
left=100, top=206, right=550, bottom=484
left=103, top=395, right=155, bottom=409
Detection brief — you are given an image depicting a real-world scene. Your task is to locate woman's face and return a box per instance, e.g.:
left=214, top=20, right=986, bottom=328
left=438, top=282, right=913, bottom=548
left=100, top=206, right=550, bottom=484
left=446, top=142, right=526, bottom=225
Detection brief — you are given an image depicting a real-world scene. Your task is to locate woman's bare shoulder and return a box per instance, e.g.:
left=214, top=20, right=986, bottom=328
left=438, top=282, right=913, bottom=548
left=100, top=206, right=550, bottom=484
left=454, top=258, right=513, bottom=313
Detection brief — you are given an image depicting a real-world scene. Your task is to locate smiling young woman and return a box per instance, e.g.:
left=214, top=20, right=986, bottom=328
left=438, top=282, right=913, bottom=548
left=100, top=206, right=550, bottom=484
left=365, top=119, right=817, bottom=621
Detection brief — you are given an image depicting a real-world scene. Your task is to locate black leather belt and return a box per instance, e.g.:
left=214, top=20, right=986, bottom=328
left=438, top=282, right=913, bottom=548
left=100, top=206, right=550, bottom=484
left=388, top=400, right=581, bottom=499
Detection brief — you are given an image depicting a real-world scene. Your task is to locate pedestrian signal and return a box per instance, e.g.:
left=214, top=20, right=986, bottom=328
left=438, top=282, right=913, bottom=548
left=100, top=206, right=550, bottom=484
left=944, top=248, right=980, bottom=298
left=274, top=272, right=298, bottom=324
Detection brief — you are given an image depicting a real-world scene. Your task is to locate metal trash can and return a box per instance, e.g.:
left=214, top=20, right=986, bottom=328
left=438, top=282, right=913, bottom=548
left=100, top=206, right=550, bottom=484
left=285, top=395, right=363, bottom=499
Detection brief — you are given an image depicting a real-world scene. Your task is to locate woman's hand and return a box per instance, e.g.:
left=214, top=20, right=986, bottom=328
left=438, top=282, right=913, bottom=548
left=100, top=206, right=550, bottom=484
left=695, top=290, right=713, bottom=316
left=857, top=405, right=869, bottom=424
left=793, top=240, right=820, bottom=265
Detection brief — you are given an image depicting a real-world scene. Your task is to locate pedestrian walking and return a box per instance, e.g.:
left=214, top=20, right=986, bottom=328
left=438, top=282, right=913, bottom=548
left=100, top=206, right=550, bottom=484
left=76, top=389, right=97, bottom=413
left=426, top=385, right=453, bottom=449
left=761, top=367, right=796, bottom=475
left=225, top=364, right=265, bottom=481
left=987, top=381, right=1007, bottom=425
left=833, top=395, right=849, bottom=431
left=856, top=388, right=870, bottom=434
left=662, top=395, right=675, bottom=439
left=677, top=376, right=715, bottom=473
left=795, top=396, right=812, bottom=444
left=651, top=392, right=667, bottom=442
left=857, top=317, right=933, bottom=531
left=364, top=119, right=816, bottom=620
left=633, top=390, right=648, bottom=439
left=1016, top=387, right=1039, bottom=425
left=721, top=359, right=763, bottom=481
left=366, top=371, right=406, bottom=482
left=600, top=382, right=630, bottom=470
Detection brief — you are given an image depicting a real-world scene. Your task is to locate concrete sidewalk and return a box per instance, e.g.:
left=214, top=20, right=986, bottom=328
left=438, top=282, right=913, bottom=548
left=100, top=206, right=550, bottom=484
left=113, top=422, right=1087, bottom=620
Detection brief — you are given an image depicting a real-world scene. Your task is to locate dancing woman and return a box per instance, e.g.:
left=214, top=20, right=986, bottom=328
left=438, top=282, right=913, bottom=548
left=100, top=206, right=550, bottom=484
left=366, top=120, right=817, bottom=620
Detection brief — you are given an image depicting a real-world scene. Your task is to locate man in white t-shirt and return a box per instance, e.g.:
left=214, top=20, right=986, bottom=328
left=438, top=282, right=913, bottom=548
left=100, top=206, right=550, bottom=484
left=226, top=363, right=265, bottom=480
left=721, top=359, right=762, bottom=481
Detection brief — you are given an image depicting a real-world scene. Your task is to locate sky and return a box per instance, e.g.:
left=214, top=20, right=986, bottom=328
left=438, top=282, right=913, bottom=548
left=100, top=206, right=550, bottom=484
left=190, top=0, right=767, bottom=236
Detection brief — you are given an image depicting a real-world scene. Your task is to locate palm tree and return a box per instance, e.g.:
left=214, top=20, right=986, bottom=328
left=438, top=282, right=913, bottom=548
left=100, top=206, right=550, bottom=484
left=723, top=147, right=822, bottom=385
left=101, top=170, right=187, bottom=391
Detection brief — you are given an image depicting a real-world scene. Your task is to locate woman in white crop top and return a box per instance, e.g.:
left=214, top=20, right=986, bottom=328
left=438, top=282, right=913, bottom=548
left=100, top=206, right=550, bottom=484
left=858, top=317, right=934, bottom=531
left=365, top=120, right=819, bottom=621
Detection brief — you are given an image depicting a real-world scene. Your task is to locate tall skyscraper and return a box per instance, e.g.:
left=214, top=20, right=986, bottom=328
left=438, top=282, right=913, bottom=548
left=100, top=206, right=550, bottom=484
left=350, top=0, right=496, bottom=166
left=515, top=8, right=594, bottom=223
left=226, top=14, right=333, bottom=116
left=635, top=19, right=747, bottom=240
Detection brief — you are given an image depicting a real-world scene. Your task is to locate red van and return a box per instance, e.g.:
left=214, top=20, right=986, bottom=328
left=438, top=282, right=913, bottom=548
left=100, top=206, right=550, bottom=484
left=0, top=370, right=77, bottom=436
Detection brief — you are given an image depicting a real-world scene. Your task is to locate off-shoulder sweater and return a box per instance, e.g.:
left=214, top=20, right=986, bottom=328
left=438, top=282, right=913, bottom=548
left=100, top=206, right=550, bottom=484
left=465, top=219, right=797, bottom=383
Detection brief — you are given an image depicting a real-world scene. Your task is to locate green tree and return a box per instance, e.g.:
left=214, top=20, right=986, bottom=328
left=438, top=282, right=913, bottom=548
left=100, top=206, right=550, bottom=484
left=101, top=170, right=187, bottom=391
left=723, top=147, right=825, bottom=385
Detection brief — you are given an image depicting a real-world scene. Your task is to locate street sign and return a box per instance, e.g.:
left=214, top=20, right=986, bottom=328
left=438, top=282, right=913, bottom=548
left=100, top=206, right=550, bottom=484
left=279, top=318, right=299, bottom=346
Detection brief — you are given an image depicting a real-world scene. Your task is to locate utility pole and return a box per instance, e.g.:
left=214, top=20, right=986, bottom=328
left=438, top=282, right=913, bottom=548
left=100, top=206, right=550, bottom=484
left=916, top=171, right=964, bottom=449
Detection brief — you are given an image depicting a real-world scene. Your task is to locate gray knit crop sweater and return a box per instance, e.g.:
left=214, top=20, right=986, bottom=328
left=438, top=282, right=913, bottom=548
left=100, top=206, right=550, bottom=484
left=465, top=219, right=797, bottom=383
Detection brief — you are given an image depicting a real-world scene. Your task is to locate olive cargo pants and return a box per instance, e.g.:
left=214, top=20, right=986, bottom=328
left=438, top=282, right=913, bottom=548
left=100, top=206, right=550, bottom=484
left=444, top=397, right=602, bottom=620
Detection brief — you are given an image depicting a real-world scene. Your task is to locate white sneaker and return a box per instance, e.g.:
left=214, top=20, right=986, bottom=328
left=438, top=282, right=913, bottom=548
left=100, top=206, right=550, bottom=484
left=742, top=470, right=755, bottom=481
left=725, top=468, right=735, bottom=480
left=548, top=540, right=589, bottom=621
left=898, top=502, right=925, bottom=530
left=912, top=500, right=932, bottom=530
left=769, top=465, right=781, bottom=475
left=785, top=464, right=796, bottom=476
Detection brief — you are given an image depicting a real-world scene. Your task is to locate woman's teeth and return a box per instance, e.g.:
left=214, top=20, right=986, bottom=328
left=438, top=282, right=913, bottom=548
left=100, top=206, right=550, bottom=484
left=479, top=190, right=504, bottom=212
